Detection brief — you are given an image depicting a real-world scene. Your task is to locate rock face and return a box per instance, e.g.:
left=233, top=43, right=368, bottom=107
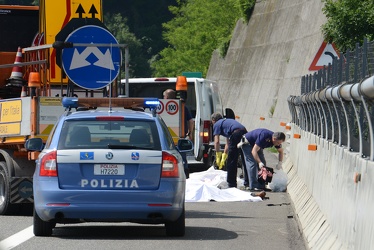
left=207, top=0, right=326, bottom=132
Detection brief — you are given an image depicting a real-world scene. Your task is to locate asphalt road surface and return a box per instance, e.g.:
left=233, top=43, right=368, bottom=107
left=1, top=151, right=307, bottom=250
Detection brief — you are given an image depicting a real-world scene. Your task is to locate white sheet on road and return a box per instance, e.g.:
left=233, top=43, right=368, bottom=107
left=185, top=167, right=263, bottom=202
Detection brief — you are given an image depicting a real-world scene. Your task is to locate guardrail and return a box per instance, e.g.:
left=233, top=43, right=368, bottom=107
left=288, top=38, right=374, bottom=160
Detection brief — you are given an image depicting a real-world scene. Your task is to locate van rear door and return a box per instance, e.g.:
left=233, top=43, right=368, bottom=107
left=207, top=80, right=223, bottom=116
left=193, top=79, right=204, bottom=160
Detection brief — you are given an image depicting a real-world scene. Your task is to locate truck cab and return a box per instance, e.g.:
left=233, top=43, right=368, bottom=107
left=121, top=77, right=234, bottom=170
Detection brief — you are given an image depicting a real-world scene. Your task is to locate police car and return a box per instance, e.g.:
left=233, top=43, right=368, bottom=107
left=25, top=97, right=193, bottom=237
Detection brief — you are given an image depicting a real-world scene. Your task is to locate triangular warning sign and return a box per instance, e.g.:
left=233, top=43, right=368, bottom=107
left=309, top=41, right=340, bottom=71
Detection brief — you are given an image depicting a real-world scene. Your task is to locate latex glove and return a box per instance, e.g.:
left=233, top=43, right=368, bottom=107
left=276, top=161, right=283, bottom=170
left=215, top=152, right=222, bottom=167
left=237, top=136, right=249, bottom=148
left=259, top=162, right=265, bottom=169
left=219, top=153, right=228, bottom=170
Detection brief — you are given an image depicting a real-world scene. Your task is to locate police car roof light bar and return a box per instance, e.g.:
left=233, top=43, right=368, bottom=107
left=143, top=98, right=159, bottom=110
left=61, top=97, right=159, bottom=111
left=62, top=97, right=79, bottom=110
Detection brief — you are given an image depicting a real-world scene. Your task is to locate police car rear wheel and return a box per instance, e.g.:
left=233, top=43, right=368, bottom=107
left=33, top=207, right=54, bottom=236
left=165, top=207, right=185, bottom=237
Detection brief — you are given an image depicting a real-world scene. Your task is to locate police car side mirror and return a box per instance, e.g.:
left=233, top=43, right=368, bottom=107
left=177, top=138, right=194, bottom=152
left=25, top=138, right=44, bottom=152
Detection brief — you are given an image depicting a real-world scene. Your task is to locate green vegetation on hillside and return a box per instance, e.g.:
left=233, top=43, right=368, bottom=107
left=322, top=0, right=374, bottom=51
left=151, top=0, right=253, bottom=77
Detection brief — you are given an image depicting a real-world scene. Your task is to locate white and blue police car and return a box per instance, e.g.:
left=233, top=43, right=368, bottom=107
left=26, top=97, right=193, bottom=237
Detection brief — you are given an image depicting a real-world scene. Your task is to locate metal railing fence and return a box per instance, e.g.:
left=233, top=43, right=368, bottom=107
left=288, top=38, right=374, bottom=160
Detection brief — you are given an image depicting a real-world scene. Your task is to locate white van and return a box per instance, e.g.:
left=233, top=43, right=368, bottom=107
left=121, top=77, right=235, bottom=170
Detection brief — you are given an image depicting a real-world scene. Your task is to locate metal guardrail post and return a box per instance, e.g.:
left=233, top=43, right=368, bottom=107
left=297, top=96, right=306, bottom=129
left=331, top=86, right=341, bottom=145
left=325, top=87, right=336, bottom=142
left=317, top=89, right=328, bottom=139
left=339, top=83, right=354, bottom=150
left=303, top=95, right=313, bottom=132
left=306, top=94, right=316, bottom=134
left=350, top=84, right=364, bottom=157
left=359, top=76, right=374, bottom=160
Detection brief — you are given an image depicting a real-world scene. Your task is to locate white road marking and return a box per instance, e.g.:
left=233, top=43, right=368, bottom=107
left=0, top=226, right=33, bottom=250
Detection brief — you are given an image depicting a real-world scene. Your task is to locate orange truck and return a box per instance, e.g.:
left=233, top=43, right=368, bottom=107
left=0, top=0, right=135, bottom=215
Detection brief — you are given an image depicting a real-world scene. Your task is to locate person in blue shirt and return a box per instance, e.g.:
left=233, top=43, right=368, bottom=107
left=211, top=112, right=247, bottom=188
left=238, top=129, right=285, bottom=191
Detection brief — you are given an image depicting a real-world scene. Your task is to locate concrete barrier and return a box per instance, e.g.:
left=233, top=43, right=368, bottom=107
left=286, top=125, right=374, bottom=249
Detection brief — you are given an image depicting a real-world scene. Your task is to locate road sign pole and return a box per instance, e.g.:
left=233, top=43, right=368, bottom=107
left=125, top=46, right=129, bottom=97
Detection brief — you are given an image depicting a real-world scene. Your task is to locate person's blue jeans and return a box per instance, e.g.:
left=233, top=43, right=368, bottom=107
left=241, top=144, right=266, bottom=189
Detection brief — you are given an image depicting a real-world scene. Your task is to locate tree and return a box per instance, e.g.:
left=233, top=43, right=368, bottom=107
left=322, top=0, right=374, bottom=51
left=151, top=0, right=241, bottom=77
left=103, top=0, right=176, bottom=77
left=104, top=13, right=147, bottom=78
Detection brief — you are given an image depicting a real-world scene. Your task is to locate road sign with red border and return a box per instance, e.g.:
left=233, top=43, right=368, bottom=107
left=309, top=41, right=340, bottom=71
left=165, top=100, right=179, bottom=115
left=157, top=99, right=180, bottom=143
left=156, top=101, right=164, bottom=114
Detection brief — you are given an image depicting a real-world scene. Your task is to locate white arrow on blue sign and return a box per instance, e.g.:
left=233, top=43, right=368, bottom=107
left=62, top=25, right=122, bottom=90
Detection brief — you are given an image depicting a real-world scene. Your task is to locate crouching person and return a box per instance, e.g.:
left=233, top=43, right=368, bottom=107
left=238, top=129, right=285, bottom=191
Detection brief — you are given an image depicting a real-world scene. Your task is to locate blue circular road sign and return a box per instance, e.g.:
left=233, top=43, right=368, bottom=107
left=62, top=25, right=121, bottom=90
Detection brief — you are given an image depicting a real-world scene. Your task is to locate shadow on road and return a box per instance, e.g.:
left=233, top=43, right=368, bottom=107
left=52, top=224, right=238, bottom=240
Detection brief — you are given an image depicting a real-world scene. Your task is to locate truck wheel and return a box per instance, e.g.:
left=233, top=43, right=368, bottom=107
left=0, top=161, right=18, bottom=215
left=33, top=208, right=54, bottom=236
left=165, top=208, right=185, bottom=237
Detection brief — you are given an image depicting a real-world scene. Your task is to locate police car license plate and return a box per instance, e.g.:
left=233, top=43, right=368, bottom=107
left=94, top=164, right=125, bottom=175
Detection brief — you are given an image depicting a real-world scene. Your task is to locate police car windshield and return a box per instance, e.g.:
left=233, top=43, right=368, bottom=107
left=57, top=120, right=161, bottom=150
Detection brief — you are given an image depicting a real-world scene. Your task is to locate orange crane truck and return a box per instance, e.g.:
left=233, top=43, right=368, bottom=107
left=0, top=0, right=132, bottom=215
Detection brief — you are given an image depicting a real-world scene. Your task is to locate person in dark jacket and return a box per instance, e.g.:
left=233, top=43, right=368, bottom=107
left=238, top=129, right=285, bottom=191
left=211, top=112, right=247, bottom=188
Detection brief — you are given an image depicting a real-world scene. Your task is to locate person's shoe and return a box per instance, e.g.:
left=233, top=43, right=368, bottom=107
left=264, top=184, right=273, bottom=192
left=249, top=187, right=264, bottom=192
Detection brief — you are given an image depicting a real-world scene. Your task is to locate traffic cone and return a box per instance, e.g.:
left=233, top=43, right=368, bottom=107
left=6, top=47, right=26, bottom=87
left=20, top=86, right=27, bottom=97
